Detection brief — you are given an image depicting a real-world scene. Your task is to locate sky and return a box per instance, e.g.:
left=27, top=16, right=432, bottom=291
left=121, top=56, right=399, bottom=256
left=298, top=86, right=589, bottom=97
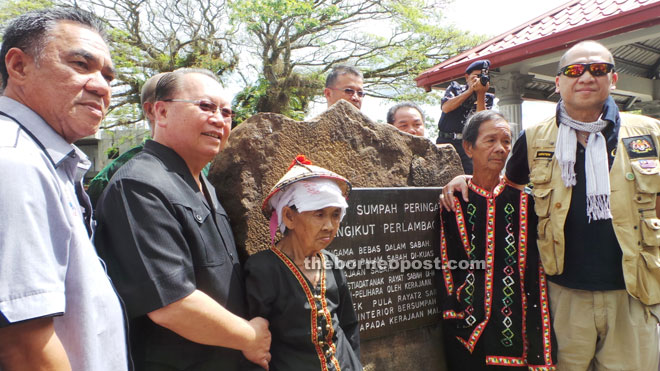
left=308, top=0, right=573, bottom=138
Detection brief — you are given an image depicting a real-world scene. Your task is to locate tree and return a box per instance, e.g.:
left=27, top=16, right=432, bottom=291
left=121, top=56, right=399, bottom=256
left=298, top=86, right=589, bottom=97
left=2, top=0, right=485, bottom=126
left=229, top=0, right=485, bottom=121
left=63, top=0, right=239, bottom=128
left=0, top=0, right=53, bottom=23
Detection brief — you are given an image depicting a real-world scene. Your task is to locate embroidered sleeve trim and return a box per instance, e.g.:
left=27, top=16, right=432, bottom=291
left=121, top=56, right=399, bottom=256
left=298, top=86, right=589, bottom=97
left=518, top=192, right=530, bottom=358
left=457, top=194, right=496, bottom=352
left=485, top=355, right=526, bottom=366
left=538, top=263, right=553, bottom=366
left=440, top=212, right=454, bottom=295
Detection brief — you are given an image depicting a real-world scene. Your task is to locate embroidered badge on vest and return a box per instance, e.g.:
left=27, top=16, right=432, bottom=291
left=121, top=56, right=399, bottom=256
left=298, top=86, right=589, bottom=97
left=622, top=135, right=657, bottom=158
left=535, top=151, right=554, bottom=159
left=638, top=159, right=659, bottom=170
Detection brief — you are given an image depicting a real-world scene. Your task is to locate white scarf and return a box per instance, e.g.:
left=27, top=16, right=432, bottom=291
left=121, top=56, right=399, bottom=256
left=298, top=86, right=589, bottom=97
left=556, top=102, right=612, bottom=222
left=269, top=178, right=348, bottom=235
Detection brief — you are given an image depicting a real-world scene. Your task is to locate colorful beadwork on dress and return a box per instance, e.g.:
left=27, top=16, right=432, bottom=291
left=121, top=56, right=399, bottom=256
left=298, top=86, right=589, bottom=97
left=485, top=355, right=526, bottom=365
left=518, top=192, right=529, bottom=358
left=500, top=202, right=516, bottom=347
left=463, top=202, right=477, bottom=327
left=518, top=192, right=529, bottom=357
left=457, top=181, right=498, bottom=352
left=440, top=213, right=454, bottom=295
left=270, top=248, right=341, bottom=371
left=441, top=182, right=555, bottom=368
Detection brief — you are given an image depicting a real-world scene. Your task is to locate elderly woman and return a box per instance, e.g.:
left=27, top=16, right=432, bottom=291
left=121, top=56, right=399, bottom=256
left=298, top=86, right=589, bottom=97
left=245, top=155, right=362, bottom=371
left=436, top=111, right=557, bottom=370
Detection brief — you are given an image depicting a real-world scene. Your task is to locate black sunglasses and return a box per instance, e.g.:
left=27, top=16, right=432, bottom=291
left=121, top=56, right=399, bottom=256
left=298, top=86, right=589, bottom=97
left=162, top=99, right=235, bottom=118
left=558, top=62, right=614, bottom=78
left=328, top=87, right=366, bottom=98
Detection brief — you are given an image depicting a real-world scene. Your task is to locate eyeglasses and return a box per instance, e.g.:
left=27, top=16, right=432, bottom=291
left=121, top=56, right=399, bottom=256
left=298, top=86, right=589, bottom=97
left=327, top=87, right=366, bottom=98
left=558, top=63, right=615, bottom=78
left=162, top=99, right=234, bottom=118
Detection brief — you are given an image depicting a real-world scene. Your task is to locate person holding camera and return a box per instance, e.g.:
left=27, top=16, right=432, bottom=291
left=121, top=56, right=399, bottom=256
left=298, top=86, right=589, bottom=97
left=436, top=60, right=494, bottom=174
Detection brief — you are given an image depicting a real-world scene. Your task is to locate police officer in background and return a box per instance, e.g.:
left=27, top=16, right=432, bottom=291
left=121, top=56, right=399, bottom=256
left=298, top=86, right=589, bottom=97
left=436, top=60, right=494, bottom=174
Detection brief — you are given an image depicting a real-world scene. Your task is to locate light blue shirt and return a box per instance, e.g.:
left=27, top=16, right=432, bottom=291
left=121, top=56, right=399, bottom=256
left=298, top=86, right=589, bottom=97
left=0, top=96, right=128, bottom=370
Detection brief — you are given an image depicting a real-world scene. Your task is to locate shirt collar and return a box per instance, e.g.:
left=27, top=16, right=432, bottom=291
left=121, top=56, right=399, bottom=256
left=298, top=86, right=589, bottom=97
left=142, top=139, right=201, bottom=189
left=555, top=96, right=620, bottom=128
left=0, top=96, right=84, bottom=169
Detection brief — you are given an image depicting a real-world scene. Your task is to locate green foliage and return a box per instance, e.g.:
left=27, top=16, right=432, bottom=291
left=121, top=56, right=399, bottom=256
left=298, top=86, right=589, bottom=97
left=228, top=0, right=485, bottom=118
left=59, top=0, right=239, bottom=129
left=0, top=0, right=54, bottom=26
left=1, top=0, right=485, bottom=129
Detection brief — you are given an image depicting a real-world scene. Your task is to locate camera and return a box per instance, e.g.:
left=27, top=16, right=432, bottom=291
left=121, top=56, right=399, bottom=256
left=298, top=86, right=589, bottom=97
left=479, top=61, right=490, bottom=86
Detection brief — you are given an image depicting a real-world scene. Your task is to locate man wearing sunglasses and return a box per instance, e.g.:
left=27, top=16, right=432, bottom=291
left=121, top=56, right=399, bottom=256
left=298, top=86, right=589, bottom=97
left=436, top=59, right=495, bottom=175
left=95, top=69, right=272, bottom=370
left=442, top=40, right=660, bottom=370
left=324, top=65, right=365, bottom=110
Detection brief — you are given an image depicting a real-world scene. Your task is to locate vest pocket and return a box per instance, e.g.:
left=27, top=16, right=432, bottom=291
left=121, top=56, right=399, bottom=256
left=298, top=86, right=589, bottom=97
left=630, top=161, right=660, bottom=194
left=641, top=218, right=660, bottom=248
left=532, top=188, right=552, bottom=217
left=637, top=251, right=660, bottom=305
left=530, top=158, right=553, bottom=184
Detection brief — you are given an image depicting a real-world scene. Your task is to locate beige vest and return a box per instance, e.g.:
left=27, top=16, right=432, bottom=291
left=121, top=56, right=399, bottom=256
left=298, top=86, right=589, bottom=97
left=525, top=113, right=660, bottom=305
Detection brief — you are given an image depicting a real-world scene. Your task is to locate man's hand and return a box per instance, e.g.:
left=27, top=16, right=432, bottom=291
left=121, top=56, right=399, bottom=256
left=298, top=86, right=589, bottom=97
left=0, top=317, right=72, bottom=371
left=148, top=290, right=273, bottom=368
left=439, top=175, right=471, bottom=212
left=473, top=79, right=490, bottom=94
left=242, top=317, right=272, bottom=370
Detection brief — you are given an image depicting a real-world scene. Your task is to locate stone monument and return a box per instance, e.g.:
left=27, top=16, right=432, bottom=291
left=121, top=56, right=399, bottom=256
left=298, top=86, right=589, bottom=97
left=208, top=100, right=463, bottom=371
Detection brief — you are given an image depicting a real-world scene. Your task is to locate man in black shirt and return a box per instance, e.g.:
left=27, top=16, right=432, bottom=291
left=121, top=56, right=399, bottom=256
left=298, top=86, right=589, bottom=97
left=95, top=69, right=271, bottom=371
left=437, top=60, right=494, bottom=174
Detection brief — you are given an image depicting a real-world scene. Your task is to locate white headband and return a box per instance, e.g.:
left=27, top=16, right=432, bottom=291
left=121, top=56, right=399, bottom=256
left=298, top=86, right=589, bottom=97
left=269, top=178, right=348, bottom=236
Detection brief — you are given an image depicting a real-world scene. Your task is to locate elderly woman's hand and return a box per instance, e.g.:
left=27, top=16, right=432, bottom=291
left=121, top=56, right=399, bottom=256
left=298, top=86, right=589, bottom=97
left=439, top=175, right=471, bottom=212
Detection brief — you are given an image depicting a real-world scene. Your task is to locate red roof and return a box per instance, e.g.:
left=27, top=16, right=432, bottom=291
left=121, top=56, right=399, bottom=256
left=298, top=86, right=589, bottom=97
left=416, top=0, right=660, bottom=91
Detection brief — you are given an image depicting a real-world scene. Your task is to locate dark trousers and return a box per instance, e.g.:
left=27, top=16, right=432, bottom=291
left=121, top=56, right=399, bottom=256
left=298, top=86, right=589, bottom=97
left=436, top=137, right=473, bottom=175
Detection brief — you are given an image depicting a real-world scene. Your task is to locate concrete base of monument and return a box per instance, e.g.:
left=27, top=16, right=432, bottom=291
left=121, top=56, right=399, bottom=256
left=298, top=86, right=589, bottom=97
left=362, top=324, right=447, bottom=371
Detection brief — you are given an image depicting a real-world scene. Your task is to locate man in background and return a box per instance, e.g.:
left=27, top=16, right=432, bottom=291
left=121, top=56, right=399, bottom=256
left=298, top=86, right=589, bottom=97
left=324, top=65, right=365, bottom=110
left=436, top=60, right=494, bottom=174
left=386, top=102, right=426, bottom=137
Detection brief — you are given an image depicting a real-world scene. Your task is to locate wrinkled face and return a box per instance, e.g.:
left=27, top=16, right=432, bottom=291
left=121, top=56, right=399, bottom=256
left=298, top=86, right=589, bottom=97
left=392, top=106, right=424, bottom=136
left=464, top=119, right=512, bottom=174
left=324, top=73, right=364, bottom=109
left=22, top=21, right=114, bottom=143
left=154, top=73, right=232, bottom=166
left=555, top=43, right=617, bottom=118
left=287, top=206, right=343, bottom=253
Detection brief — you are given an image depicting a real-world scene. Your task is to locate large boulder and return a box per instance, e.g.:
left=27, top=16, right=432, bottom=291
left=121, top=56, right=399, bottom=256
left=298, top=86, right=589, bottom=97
left=208, top=100, right=463, bottom=257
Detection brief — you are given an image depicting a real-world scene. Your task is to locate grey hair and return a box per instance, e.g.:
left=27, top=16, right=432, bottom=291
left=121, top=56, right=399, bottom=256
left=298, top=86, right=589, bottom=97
left=0, top=7, right=106, bottom=88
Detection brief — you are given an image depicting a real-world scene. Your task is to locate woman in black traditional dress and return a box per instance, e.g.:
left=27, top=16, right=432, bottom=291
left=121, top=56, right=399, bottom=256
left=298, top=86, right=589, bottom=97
left=245, top=155, right=362, bottom=371
left=437, top=111, right=557, bottom=370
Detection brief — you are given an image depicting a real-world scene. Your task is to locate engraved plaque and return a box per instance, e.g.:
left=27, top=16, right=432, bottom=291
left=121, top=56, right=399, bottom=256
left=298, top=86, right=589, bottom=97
left=327, top=187, right=442, bottom=340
